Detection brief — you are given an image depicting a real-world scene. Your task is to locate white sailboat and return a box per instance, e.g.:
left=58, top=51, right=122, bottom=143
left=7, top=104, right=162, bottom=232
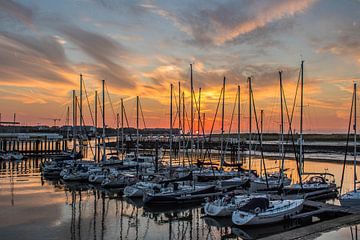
left=232, top=197, right=304, bottom=226
left=340, top=82, right=360, bottom=206
left=204, top=193, right=267, bottom=217
left=123, top=181, right=162, bottom=197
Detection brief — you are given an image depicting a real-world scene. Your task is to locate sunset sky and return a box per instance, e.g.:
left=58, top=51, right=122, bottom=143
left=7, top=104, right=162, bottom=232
left=0, top=0, right=360, bottom=133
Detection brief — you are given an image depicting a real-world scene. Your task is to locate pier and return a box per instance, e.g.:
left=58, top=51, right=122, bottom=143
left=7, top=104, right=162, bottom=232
left=262, top=201, right=360, bottom=239
left=0, top=133, right=68, bottom=157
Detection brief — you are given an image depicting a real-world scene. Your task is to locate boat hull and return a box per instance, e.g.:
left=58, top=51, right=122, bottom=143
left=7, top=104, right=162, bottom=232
left=204, top=203, right=235, bottom=217
left=144, top=185, right=217, bottom=205
left=232, top=199, right=304, bottom=226
left=340, top=190, right=360, bottom=207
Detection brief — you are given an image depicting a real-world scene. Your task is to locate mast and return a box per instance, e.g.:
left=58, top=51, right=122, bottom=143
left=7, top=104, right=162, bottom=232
left=260, top=109, right=264, bottom=176
left=66, top=106, right=70, bottom=141
left=95, top=91, right=98, bottom=129
left=299, top=60, right=304, bottom=175
left=248, top=77, right=252, bottom=173
left=116, top=113, right=120, bottom=155
left=190, top=64, right=194, bottom=163
left=197, top=88, right=201, bottom=158
left=354, top=82, right=357, bottom=192
left=178, top=82, right=181, bottom=165
left=102, top=80, right=106, bottom=161
left=237, top=84, right=241, bottom=164
left=169, top=84, right=173, bottom=172
left=72, top=90, right=76, bottom=158
left=94, top=90, right=98, bottom=161
left=79, top=74, right=83, bottom=159
left=202, top=112, right=205, bottom=156
left=121, top=98, right=124, bottom=160
left=220, top=77, right=226, bottom=169
left=279, top=71, right=285, bottom=182
left=136, top=96, right=139, bottom=166
left=182, top=92, right=186, bottom=167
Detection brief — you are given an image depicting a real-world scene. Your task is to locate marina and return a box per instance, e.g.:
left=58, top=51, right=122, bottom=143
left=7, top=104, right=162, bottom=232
left=1, top=1, right=360, bottom=239
left=1, top=60, right=360, bottom=240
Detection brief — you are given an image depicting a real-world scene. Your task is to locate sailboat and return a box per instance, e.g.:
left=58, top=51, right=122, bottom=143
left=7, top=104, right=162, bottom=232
left=203, top=193, right=267, bottom=217
left=340, top=82, right=360, bottom=206
left=282, top=61, right=337, bottom=196
left=250, top=72, right=291, bottom=191
left=231, top=196, right=304, bottom=226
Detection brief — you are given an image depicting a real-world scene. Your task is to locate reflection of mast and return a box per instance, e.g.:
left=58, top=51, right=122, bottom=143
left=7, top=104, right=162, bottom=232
left=101, top=192, right=105, bottom=240
left=78, top=191, right=82, bottom=240
left=93, top=190, right=97, bottom=240
left=10, top=162, right=15, bottom=206
left=168, top=212, right=172, bottom=240
left=120, top=199, right=123, bottom=240
left=136, top=207, right=139, bottom=240
left=70, top=190, right=76, bottom=240
left=350, top=225, right=358, bottom=240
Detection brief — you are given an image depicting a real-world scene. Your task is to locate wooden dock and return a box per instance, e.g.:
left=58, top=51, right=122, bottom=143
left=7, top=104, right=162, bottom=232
left=0, top=133, right=69, bottom=156
left=261, top=201, right=360, bottom=240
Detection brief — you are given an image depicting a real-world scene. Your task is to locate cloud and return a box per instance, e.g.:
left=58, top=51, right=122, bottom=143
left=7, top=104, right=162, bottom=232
left=52, top=24, right=137, bottom=89
left=316, top=25, right=360, bottom=63
left=0, top=0, right=33, bottom=26
left=0, top=33, right=74, bottom=85
left=0, top=33, right=78, bottom=105
left=141, top=0, right=315, bottom=46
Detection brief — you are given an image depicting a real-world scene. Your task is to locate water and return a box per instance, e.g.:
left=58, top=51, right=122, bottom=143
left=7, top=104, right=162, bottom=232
left=316, top=225, right=360, bottom=240
left=0, top=156, right=359, bottom=240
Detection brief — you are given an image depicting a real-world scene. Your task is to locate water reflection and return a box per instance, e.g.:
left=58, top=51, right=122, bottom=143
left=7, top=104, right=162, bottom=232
left=1, top=158, right=360, bottom=240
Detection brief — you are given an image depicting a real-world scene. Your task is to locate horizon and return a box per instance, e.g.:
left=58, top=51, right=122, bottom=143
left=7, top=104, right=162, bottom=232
left=1, top=0, right=360, bottom=133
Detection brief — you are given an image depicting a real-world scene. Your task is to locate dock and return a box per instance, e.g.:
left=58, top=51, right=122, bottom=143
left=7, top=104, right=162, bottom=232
left=262, top=201, right=360, bottom=240
left=0, top=133, right=68, bottom=156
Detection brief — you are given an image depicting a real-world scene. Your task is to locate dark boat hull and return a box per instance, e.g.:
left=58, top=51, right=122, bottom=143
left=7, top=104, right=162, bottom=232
left=144, top=185, right=217, bottom=205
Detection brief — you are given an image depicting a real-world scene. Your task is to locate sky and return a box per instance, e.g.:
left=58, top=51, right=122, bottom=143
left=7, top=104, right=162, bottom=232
left=0, top=0, right=360, bottom=133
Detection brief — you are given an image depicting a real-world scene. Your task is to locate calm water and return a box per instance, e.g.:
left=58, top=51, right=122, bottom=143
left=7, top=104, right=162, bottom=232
left=0, top=156, right=359, bottom=240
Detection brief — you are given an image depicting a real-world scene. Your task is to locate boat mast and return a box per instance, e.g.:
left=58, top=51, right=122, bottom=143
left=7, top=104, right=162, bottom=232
left=136, top=96, right=139, bottom=167
left=178, top=82, right=181, bottom=166
left=299, top=60, right=304, bottom=175
left=170, top=83, right=173, bottom=172
left=95, top=91, right=98, bottom=129
left=279, top=71, right=285, bottom=182
left=237, top=84, right=241, bottom=164
left=190, top=64, right=194, bottom=164
left=102, top=79, right=106, bottom=161
left=121, top=98, right=124, bottom=160
left=79, top=74, right=83, bottom=159
left=94, top=90, right=98, bottom=161
left=66, top=106, right=70, bottom=142
left=116, top=112, right=120, bottom=155
left=260, top=109, right=264, bottom=176
left=354, top=82, right=357, bottom=192
left=197, top=88, right=201, bottom=159
left=248, top=77, right=252, bottom=174
left=220, top=77, right=226, bottom=169
left=182, top=92, right=186, bottom=167
left=72, top=89, right=76, bottom=159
